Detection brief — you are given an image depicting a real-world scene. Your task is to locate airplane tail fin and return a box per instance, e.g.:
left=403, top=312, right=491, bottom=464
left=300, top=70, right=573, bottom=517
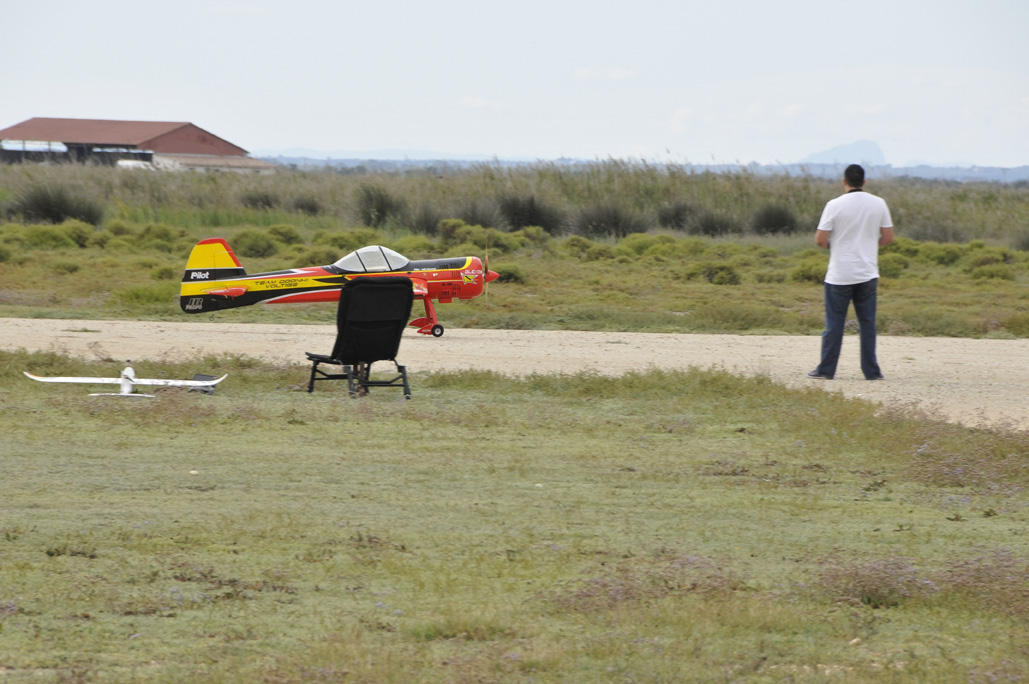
left=180, top=238, right=248, bottom=314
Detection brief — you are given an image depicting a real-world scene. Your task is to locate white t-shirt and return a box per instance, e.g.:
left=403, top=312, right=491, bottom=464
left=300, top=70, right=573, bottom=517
left=817, top=190, right=893, bottom=285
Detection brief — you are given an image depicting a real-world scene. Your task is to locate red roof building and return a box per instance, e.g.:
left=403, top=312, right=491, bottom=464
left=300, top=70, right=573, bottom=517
left=0, top=117, right=276, bottom=173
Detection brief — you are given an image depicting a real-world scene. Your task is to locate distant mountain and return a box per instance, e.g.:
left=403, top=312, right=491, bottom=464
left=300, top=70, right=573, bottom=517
left=800, top=140, right=887, bottom=166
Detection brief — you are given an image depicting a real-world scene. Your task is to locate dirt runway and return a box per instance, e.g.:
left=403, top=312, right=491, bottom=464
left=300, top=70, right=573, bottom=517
left=2, top=317, right=1026, bottom=431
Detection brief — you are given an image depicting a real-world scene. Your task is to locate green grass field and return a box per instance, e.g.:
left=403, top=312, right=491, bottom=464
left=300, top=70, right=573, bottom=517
left=2, top=352, right=1029, bottom=683
left=2, top=164, right=1029, bottom=682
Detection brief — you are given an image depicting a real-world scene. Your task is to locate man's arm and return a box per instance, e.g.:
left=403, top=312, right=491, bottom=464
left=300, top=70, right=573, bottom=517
left=815, top=229, right=831, bottom=249
left=879, top=226, right=894, bottom=247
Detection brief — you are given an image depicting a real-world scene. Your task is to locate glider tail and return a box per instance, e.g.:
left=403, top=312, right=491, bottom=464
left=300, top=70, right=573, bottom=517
left=180, top=238, right=248, bottom=314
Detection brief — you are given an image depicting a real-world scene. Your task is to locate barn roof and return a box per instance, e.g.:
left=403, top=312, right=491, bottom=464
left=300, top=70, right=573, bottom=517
left=0, top=118, right=247, bottom=155
left=0, top=118, right=193, bottom=146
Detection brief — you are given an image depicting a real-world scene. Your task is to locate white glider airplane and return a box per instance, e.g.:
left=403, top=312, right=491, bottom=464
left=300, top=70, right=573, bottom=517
left=24, top=364, right=227, bottom=398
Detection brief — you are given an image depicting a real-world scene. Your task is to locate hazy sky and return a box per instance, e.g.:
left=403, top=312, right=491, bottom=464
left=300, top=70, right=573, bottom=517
left=2, top=0, right=1027, bottom=167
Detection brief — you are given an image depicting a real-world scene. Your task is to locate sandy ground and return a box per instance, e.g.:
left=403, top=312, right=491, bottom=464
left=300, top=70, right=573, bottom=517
left=2, top=317, right=1027, bottom=431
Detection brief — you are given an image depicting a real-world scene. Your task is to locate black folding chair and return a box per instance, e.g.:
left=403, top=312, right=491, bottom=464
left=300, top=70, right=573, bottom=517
left=305, top=277, right=413, bottom=398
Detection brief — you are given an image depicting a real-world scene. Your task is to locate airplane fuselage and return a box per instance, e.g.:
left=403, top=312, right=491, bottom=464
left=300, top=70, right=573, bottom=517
left=178, top=239, right=497, bottom=336
left=180, top=256, right=486, bottom=313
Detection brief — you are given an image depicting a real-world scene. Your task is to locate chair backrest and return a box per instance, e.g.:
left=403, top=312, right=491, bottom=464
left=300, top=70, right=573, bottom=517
left=331, top=277, right=414, bottom=364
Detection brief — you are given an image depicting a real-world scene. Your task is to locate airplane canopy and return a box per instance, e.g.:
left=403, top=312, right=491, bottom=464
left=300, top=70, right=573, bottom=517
left=333, top=245, right=410, bottom=273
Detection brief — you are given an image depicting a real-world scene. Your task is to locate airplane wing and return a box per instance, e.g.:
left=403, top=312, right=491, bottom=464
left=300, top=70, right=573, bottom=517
left=409, top=278, right=429, bottom=297
left=24, top=373, right=122, bottom=385
left=24, top=372, right=227, bottom=387
left=131, top=375, right=228, bottom=388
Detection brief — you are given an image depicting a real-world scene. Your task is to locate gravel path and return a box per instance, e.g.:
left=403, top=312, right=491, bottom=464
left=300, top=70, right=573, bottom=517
left=3, top=317, right=1026, bottom=431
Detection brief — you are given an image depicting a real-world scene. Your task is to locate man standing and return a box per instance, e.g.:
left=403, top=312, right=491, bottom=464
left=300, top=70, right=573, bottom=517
left=808, top=164, right=894, bottom=380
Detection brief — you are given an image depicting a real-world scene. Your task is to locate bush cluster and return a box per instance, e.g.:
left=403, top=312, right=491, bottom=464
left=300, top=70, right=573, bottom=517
left=10, top=185, right=105, bottom=226
left=0, top=219, right=190, bottom=255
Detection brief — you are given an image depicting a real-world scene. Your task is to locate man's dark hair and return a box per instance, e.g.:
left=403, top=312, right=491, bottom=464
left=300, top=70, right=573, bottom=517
left=844, top=164, right=865, bottom=187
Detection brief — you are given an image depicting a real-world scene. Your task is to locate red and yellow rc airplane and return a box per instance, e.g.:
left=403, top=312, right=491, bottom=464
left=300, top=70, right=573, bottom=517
left=179, top=238, right=498, bottom=336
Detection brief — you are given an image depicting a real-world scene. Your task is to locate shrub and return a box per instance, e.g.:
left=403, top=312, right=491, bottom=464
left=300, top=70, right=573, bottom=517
left=497, top=194, right=564, bottom=233
left=560, top=235, right=615, bottom=261
left=1012, top=228, right=1029, bottom=252
left=388, top=235, right=436, bottom=258
left=964, top=252, right=1002, bottom=269
left=356, top=184, right=405, bottom=228
left=617, top=233, right=675, bottom=256
left=23, top=226, right=76, bottom=250
left=268, top=224, right=303, bottom=245
left=790, top=257, right=827, bottom=283
left=457, top=199, right=507, bottom=231
left=290, top=195, right=321, bottom=216
left=13, top=185, right=104, bottom=225
left=571, top=203, right=649, bottom=238
left=656, top=201, right=699, bottom=231
left=918, top=242, right=963, bottom=266
left=878, top=253, right=909, bottom=278
left=1002, top=312, right=1029, bottom=337
left=105, top=220, right=135, bottom=237
left=409, top=204, right=444, bottom=236
left=103, top=238, right=135, bottom=253
left=521, top=225, right=550, bottom=249
left=151, top=266, right=176, bottom=280
left=971, top=264, right=1015, bottom=280
left=494, top=265, right=526, bottom=284
left=684, top=262, right=741, bottom=285
left=314, top=228, right=380, bottom=253
left=56, top=219, right=93, bottom=248
left=53, top=261, right=80, bottom=274
left=0, top=244, right=11, bottom=262
left=233, top=230, right=280, bottom=258
left=755, top=270, right=787, bottom=283
left=240, top=189, right=279, bottom=210
left=135, top=223, right=180, bottom=247
left=292, top=248, right=340, bottom=268
left=87, top=231, right=112, bottom=248
left=750, top=204, right=798, bottom=235
left=693, top=211, right=741, bottom=237
left=438, top=219, right=477, bottom=248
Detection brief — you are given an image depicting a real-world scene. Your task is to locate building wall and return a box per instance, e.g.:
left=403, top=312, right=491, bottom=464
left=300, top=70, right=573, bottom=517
left=145, top=124, right=247, bottom=156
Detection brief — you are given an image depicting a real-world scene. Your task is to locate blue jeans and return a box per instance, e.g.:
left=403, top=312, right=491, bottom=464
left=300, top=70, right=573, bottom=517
left=816, top=279, right=882, bottom=379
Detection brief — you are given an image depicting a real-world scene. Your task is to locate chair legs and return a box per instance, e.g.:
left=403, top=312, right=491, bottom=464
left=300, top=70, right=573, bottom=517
left=307, top=355, right=348, bottom=393
left=307, top=357, right=410, bottom=399
left=347, top=361, right=410, bottom=399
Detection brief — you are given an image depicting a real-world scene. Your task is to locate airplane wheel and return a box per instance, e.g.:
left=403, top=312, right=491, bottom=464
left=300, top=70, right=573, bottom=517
left=431, top=324, right=444, bottom=337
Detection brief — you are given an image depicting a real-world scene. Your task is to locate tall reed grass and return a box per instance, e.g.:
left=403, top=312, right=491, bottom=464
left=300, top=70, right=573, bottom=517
left=2, top=161, right=1027, bottom=245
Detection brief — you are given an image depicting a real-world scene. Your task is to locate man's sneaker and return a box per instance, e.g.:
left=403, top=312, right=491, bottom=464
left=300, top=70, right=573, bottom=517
left=807, top=370, right=833, bottom=379
left=866, top=375, right=884, bottom=381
